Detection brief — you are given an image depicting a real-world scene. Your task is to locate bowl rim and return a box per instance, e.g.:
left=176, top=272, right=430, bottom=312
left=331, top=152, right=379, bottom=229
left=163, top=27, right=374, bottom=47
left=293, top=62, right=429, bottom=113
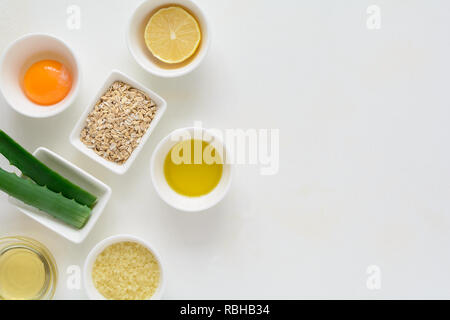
left=0, top=32, right=81, bottom=118
left=126, top=0, right=211, bottom=78
left=150, top=126, right=233, bottom=212
left=83, top=234, right=165, bottom=300
left=69, top=69, right=167, bottom=175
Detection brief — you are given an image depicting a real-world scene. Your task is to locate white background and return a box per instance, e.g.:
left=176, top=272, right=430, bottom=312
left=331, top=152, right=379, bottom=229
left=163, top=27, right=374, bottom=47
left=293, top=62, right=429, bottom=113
left=1, top=0, right=450, bottom=299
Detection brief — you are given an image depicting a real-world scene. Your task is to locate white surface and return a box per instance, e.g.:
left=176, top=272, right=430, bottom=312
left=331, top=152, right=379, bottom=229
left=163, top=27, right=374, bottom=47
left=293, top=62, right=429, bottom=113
left=83, top=234, right=165, bottom=300
left=151, top=127, right=232, bottom=212
left=127, top=0, right=211, bottom=78
left=0, top=33, right=80, bottom=118
left=70, top=69, right=167, bottom=174
left=10, top=147, right=112, bottom=244
left=0, top=0, right=450, bottom=299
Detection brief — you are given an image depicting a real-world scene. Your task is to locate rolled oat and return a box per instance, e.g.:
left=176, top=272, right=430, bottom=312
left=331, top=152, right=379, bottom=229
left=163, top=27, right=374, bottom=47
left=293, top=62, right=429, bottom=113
left=80, top=81, right=157, bottom=164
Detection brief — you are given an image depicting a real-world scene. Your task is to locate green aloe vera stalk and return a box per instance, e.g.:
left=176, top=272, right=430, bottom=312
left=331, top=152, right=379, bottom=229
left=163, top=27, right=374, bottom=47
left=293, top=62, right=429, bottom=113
left=0, top=130, right=97, bottom=208
left=0, top=168, right=91, bottom=229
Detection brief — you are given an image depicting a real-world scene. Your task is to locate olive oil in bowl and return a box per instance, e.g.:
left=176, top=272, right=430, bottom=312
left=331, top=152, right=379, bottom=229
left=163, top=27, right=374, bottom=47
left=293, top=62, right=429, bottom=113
left=164, top=139, right=223, bottom=197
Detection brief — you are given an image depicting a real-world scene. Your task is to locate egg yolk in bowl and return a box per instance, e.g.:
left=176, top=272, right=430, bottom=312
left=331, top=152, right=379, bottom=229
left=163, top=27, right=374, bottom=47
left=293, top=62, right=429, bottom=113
left=22, top=60, right=72, bottom=106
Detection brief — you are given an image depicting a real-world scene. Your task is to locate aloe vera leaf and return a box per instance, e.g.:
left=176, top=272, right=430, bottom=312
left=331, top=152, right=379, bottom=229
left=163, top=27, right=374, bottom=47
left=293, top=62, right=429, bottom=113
left=0, top=130, right=97, bottom=208
left=0, top=167, right=91, bottom=229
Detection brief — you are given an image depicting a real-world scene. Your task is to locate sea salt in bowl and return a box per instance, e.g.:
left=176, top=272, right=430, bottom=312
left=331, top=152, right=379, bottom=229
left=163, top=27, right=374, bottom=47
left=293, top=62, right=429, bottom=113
left=84, top=235, right=165, bottom=300
left=0, top=33, right=80, bottom=118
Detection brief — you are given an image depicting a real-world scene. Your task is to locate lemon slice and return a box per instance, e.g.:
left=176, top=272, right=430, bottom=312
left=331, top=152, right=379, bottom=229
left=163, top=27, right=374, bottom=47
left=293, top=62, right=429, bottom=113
left=144, top=7, right=201, bottom=64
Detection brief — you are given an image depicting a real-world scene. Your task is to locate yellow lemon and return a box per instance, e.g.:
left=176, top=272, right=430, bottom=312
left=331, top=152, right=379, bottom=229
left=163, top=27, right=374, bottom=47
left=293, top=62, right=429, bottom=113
left=144, top=6, right=201, bottom=64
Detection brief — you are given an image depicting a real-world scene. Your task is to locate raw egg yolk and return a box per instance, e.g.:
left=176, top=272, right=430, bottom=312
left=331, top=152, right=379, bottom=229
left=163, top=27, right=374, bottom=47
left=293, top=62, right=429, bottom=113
left=23, top=60, right=72, bottom=106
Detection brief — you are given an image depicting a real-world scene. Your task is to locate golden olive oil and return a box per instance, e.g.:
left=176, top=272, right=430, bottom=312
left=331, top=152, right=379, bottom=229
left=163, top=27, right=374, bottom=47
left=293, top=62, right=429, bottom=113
left=164, top=139, right=223, bottom=197
left=0, top=247, right=46, bottom=300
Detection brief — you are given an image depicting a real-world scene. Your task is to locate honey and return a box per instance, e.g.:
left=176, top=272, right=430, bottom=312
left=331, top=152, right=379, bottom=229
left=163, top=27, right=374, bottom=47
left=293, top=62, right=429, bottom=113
left=0, top=247, right=46, bottom=300
left=0, top=237, right=57, bottom=300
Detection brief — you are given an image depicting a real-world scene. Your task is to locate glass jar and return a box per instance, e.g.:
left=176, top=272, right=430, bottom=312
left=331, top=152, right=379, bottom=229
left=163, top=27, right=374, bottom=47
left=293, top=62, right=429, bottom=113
left=0, top=236, right=57, bottom=300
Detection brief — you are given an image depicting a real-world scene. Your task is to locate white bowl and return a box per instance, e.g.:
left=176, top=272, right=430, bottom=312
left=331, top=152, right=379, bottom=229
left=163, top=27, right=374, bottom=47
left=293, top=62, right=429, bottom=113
left=70, top=70, right=167, bottom=175
left=151, top=127, right=233, bottom=212
left=0, top=33, right=80, bottom=118
left=8, top=147, right=112, bottom=244
left=126, top=0, right=211, bottom=78
left=84, top=234, right=165, bottom=300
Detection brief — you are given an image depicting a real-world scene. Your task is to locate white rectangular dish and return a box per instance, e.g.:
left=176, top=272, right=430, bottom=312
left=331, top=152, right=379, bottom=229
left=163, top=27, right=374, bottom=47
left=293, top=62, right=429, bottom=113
left=8, top=147, right=112, bottom=244
left=69, top=69, right=167, bottom=174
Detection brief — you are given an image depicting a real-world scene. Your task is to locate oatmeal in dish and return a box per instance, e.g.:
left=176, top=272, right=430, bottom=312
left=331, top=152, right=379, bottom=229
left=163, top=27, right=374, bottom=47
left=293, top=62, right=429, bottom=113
left=80, top=81, right=157, bottom=164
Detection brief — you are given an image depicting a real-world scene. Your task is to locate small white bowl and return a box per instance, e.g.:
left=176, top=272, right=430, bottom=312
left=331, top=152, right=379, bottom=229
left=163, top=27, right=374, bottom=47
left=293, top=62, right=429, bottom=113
left=0, top=33, right=80, bottom=118
left=70, top=70, right=167, bottom=175
left=8, top=147, right=112, bottom=244
left=151, top=127, right=233, bottom=212
left=127, top=0, right=211, bottom=78
left=84, top=234, right=165, bottom=300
